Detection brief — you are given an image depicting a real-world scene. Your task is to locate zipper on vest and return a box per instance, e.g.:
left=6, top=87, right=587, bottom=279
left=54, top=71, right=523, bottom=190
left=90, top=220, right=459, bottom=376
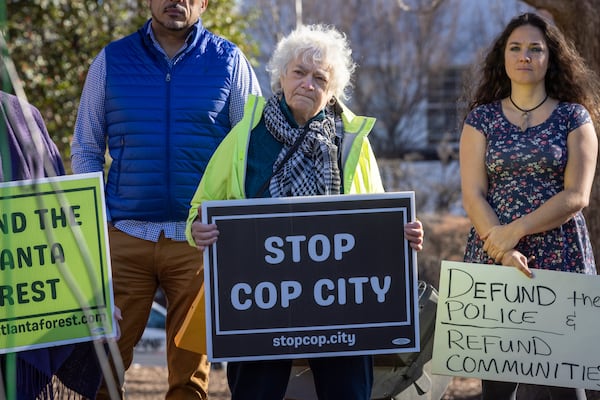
left=165, top=68, right=173, bottom=220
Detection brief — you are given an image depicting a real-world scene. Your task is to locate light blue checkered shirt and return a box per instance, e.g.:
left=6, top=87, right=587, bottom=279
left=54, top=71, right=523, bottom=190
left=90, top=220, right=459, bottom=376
left=71, top=20, right=261, bottom=242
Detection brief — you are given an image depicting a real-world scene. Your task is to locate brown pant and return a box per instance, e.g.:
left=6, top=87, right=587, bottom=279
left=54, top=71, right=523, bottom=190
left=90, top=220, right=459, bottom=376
left=97, top=227, right=209, bottom=399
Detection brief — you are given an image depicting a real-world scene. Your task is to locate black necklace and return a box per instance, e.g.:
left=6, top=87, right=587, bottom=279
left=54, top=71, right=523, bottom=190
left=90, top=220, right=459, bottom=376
left=509, top=94, right=549, bottom=131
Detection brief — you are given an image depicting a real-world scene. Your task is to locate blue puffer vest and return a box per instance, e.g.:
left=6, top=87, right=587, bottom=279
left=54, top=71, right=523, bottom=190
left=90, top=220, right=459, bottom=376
left=104, top=21, right=234, bottom=222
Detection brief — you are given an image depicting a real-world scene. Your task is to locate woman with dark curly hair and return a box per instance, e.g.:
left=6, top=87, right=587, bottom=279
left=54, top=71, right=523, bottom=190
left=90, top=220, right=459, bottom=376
left=459, top=12, right=599, bottom=400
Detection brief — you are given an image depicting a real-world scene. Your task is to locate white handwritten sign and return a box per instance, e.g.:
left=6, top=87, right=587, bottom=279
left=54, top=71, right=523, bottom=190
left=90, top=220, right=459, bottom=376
left=432, top=260, right=600, bottom=390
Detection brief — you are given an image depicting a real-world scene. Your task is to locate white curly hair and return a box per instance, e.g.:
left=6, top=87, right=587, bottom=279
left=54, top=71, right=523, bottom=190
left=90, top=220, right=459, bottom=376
left=266, top=24, right=356, bottom=101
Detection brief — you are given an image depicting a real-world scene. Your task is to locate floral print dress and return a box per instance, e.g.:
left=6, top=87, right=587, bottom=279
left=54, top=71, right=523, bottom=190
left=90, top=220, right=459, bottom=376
left=463, top=101, right=596, bottom=274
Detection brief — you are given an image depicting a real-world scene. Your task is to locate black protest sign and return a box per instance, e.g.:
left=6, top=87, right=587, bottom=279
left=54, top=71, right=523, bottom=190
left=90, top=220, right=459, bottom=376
left=202, top=192, right=419, bottom=361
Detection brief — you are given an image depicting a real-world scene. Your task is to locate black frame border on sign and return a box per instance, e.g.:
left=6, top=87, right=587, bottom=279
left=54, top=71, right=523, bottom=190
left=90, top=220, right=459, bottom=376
left=202, top=192, right=419, bottom=362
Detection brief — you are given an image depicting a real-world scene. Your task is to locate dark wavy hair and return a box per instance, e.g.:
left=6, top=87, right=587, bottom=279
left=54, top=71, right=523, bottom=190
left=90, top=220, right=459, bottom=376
left=463, top=12, right=600, bottom=123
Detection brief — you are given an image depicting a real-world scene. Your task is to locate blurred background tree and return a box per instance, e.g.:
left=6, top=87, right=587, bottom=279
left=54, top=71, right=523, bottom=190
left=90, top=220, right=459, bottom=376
left=1, top=0, right=257, bottom=161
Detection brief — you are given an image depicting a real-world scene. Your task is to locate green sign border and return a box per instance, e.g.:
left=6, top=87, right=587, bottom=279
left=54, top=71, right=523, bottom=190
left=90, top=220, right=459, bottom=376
left=0, top=172, right=115, bottom=353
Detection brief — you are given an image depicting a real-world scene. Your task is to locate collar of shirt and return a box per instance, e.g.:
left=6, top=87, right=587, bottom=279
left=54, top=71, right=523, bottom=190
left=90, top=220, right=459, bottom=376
left=145, top=18, right=202, bottom=61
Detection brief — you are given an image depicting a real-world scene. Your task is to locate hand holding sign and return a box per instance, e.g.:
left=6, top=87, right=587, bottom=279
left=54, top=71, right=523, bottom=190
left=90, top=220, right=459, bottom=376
left=190, top=217, right=218, bottom=251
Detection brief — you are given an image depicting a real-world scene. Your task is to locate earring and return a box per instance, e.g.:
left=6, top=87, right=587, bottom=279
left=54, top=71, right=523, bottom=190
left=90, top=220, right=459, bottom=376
left=328, top=97, right=337, bottom=106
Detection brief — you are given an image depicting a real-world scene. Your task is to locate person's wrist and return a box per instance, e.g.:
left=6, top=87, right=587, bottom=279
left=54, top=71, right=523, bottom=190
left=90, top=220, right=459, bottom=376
left=508, top=219, right=526, bottom=242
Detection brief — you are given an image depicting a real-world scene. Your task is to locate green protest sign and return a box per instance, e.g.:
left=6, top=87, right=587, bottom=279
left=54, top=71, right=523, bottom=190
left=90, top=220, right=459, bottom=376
left=0, top=172, right=115, bottom=353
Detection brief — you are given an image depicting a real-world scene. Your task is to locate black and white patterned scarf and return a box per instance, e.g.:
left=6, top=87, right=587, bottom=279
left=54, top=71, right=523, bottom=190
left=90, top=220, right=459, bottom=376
left=264, top=94, right=341, bottom=197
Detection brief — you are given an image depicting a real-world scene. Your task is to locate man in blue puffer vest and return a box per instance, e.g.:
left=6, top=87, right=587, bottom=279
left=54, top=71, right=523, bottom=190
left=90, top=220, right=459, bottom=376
left=71, top=1, right=261, bottom=398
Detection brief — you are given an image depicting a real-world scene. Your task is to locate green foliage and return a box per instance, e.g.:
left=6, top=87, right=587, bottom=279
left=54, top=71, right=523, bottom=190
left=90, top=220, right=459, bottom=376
left=3, top=0, right=257, bottom=158
left=203, top=0, right=259, bottom=62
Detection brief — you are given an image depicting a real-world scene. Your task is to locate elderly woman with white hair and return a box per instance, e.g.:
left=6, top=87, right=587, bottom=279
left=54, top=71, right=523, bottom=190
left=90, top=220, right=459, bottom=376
left=185, top=24, right=424, bottom=399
